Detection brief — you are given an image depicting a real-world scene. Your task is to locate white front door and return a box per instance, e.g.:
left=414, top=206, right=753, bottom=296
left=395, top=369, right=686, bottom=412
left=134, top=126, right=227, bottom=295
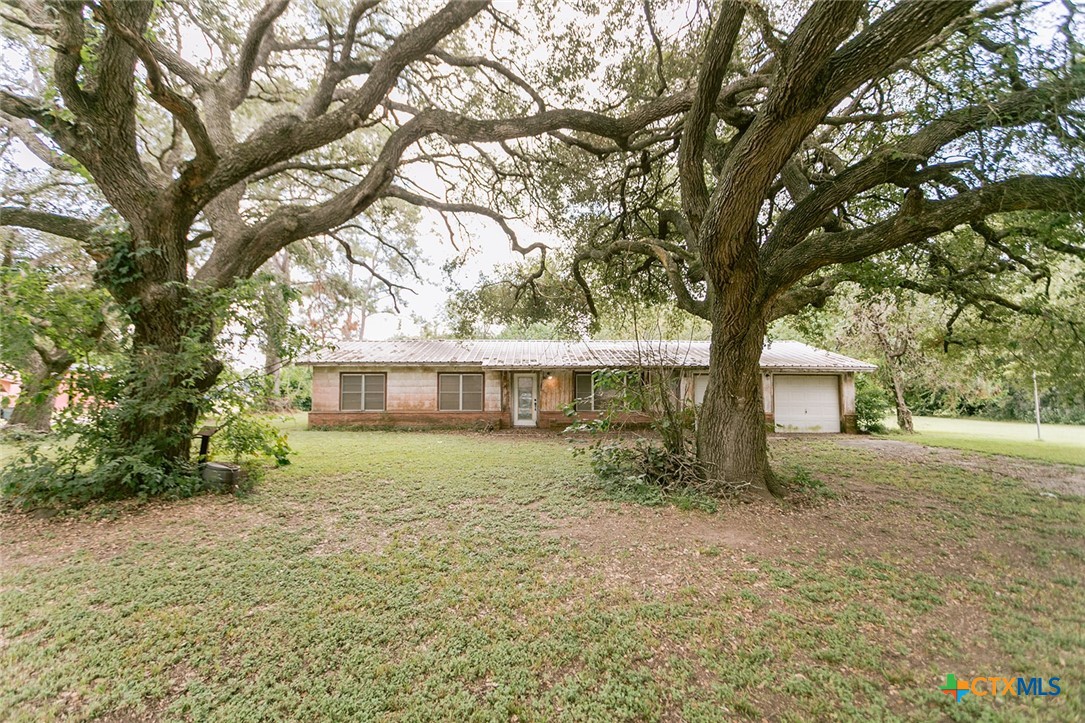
left=513, top=373, right=538, bottom=427
left=773, top=375, right=841, bottom=433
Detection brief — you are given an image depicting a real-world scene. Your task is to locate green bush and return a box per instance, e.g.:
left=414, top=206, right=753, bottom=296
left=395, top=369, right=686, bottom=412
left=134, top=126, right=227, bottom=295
left=0, top=440, right=205, bottom=510
left=0, top=279, right=302, bottom=510
left=854, top=374, right=892, bottom=433
left=566, top=368, right=721, bottom=507
left=0, top=424, right=49, bottom=444
left=212, top=415, right=292, bottom=465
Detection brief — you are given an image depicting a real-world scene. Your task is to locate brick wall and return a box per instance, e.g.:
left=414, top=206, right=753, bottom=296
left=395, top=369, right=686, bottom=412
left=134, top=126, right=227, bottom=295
left=309, top=410, right=507, bottom=429
left=537, top=410, right=655, bottom=429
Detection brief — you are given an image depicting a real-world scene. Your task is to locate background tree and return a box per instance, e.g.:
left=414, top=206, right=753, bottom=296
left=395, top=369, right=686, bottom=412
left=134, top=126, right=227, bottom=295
left=0, top=229, right=111, bottom=430
left=784, top=227, right=1085, bottom=429
left=252, top=209, right=421, bottom=408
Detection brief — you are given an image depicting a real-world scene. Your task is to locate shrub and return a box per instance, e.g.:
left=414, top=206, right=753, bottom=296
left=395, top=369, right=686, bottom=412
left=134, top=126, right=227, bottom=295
left=2, top=373, right=292, bottom=511
left=566, top=367, right=725, bottom=506
left=0, top=279, right=300, bottom=510
left=0, top=423, right=50, bottom=444
left=0, top=440, right=205, bottom=510
left=579, top=438, right=717, bottom=511
left=854, top=374, right=892, bottom=433
left=212, top=415, right=292, bottom=466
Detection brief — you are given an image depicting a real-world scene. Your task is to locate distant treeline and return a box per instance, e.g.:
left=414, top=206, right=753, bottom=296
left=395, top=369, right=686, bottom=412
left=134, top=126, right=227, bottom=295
left=903, top=385, right=1084, bottom=426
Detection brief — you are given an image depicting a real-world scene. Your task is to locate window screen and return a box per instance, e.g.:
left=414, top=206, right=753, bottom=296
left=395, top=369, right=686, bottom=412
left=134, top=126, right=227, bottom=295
left=340, top=373, right=385, bottom=411
left=574, top=371, right=644, bottom=411
left=574, top=372, right=594, bottom=411
left=647, top=370, right=681, bottom=409
left=438, top=373, right=484, bottom=411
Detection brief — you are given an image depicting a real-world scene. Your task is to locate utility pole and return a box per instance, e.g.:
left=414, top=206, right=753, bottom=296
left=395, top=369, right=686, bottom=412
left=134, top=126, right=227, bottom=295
left=1032, top=370, right=1042, bottom=441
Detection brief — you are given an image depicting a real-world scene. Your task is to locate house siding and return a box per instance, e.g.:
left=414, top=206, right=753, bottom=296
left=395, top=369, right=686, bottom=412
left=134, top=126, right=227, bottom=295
left=311, top=366, right=503, bottom=427
left=308, top=365, right=860, bottom=433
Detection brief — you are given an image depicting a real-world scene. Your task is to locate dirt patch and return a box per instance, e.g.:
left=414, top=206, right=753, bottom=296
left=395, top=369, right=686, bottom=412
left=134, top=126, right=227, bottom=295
left=540, top=482, right=976, bottom=599
left=833, top=436, right=1085, bottom=496
left=541, top=504, right=767, bottom=596
left=0, top=496, right=279, bottom=568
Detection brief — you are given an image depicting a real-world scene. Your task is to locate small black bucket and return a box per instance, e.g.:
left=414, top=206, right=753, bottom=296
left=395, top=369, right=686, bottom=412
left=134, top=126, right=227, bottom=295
left=202, top=461, right=239, bottom=491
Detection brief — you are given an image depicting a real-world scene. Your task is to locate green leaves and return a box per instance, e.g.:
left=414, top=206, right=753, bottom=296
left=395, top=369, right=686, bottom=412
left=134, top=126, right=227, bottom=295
left=213, top=414, right=293, bottom=466
left=0, top=259, right=111, bottom=371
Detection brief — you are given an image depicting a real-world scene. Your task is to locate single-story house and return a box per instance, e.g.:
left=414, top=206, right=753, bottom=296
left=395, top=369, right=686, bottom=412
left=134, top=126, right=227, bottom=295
left=299, top=339, right=876, bottom=433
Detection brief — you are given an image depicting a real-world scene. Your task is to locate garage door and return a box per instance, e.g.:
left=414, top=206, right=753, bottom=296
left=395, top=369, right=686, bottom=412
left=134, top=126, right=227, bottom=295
left=694, top=374, right=708, bottom=404
left=773, top=375, right=840, bottom=433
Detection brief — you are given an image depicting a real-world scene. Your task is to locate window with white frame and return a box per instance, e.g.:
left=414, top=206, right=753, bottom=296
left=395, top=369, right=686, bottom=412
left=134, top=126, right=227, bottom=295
left=574, top=372, right=594, bottom=411
left=340, top=373, right=386, bottom=411
left=438, top=373, right=484, bottom=411
left=575, top=369, right=658, bottom=412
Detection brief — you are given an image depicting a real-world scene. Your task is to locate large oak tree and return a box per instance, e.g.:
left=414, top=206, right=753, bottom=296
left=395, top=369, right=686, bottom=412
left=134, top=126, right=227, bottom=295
left=0, top=0, right=687, bottom=472
left=658, top=0, right=1082, bottom=494
left=457, top=0, right=1085, bottom=495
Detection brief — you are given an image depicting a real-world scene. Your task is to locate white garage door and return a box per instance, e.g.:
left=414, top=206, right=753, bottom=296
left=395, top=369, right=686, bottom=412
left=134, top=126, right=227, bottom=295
left=694, top=374, right=709, bottom=404
left=773, top=375, right=840, bottom=433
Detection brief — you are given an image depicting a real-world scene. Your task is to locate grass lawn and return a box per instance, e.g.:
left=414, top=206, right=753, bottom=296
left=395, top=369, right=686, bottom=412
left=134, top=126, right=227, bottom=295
left=2, top=424, right=1083, bottom=721
left=880, top=415, right=1085, bottom=466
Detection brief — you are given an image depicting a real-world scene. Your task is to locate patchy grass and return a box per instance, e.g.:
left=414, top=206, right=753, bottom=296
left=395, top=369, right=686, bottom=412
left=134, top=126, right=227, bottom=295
left=880, top=415, right=1085, bottom=466
left=3, top=428, right=1083, bottom=722
left=0, top=439, right=20, bottom=465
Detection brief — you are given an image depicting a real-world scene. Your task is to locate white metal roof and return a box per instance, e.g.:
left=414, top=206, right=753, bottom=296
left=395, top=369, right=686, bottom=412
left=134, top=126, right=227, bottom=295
left=298, top=339, right=876, bottom=372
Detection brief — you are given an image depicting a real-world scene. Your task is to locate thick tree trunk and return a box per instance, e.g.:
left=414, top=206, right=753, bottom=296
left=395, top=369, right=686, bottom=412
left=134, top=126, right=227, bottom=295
left=265, top=346, right=282, bottom=397
left=105, top=220, right=223, bottom=478
left=9, top=372, right=57, bottom=432
left=262, top=251, right=290, bottom=407
left=112, top=297, right=222, bottom=471
left=9, top=388, right=57, bottom=432
left=696, top=306, right=780, bottom=498
left=896, top=403, right=914, bottom=434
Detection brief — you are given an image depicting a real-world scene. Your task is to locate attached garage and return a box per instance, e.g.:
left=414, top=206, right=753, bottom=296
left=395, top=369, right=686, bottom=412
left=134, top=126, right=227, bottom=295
left=772, top=374, right=841, bottom=433
left=759, top=341, right=878, bottom=434
left=685, top=340, right=876, bottom=434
